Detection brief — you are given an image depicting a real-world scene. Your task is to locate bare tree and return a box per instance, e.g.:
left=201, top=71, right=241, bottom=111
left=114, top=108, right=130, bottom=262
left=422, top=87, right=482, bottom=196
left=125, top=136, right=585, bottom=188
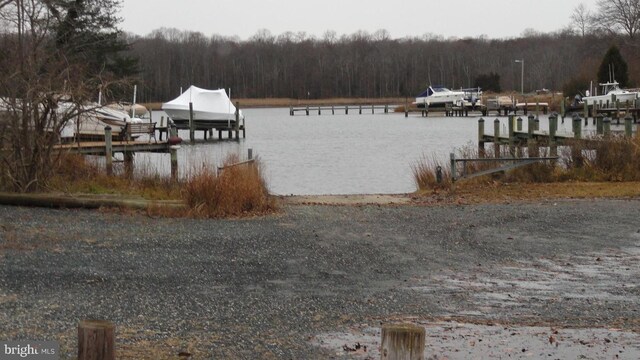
left=596, top=0, right=640, bottom=38
left=0, top=0, right=129, bottom=192
left=571, top=3, right=594, bottom=36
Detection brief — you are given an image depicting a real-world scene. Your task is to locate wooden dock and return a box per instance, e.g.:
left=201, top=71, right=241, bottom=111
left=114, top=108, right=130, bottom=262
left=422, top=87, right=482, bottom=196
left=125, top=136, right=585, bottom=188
left=477, top=113, right=637, bottom=156
left=55, top=126, right=182, bottom=179
left=289, top=104, right=392, bottom=116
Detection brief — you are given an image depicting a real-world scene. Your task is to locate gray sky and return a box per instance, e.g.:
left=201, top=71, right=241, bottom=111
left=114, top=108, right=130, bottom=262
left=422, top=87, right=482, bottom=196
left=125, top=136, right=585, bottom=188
left=120, top=0, right=600, bottom=40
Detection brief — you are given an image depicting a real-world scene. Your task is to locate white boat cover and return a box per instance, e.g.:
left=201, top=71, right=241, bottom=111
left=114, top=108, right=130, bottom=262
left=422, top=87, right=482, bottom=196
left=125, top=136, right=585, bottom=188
left=162, top=86, right=238, bottom=120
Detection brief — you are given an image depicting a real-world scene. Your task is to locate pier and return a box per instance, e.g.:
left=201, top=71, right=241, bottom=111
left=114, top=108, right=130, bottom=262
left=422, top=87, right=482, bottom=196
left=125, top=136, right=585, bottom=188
left=289, top=104, right=392, bottom=116
left=477, top=113, right=637, bottom=156
left=55, top=126, right=182, bottom=179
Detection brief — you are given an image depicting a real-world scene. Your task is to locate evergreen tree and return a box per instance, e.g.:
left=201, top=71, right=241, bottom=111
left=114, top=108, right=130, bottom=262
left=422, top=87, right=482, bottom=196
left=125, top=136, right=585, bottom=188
left=474, top=73, right=501, bottom=92
left=46, top=0, right=139, bottom=79
left=597, top=45, right=629, bottom=87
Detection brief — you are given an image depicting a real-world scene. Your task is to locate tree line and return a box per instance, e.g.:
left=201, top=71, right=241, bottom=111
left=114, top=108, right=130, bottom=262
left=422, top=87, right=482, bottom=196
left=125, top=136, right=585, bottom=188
left=126, top=27, right=640, bottom=103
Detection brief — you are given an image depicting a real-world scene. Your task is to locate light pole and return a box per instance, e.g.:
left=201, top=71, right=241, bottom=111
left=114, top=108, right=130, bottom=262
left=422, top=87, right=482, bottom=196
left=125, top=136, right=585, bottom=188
left=514, top=59, right=524, bottom=95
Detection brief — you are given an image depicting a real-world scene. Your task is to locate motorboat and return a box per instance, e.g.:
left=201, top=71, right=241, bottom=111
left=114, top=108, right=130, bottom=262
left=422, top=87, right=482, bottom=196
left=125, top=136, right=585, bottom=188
left=162, top=86, right=243, bottom=128
left=58, top=102, right=144, bottom=141
left=582, top=81, right=639, bottom=106
left=413, top=86, right=466, bottom=108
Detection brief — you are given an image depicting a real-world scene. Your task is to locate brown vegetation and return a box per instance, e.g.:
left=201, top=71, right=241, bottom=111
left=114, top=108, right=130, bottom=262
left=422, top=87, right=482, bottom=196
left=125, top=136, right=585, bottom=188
left=413, top=134, right=640, bottom=195
left=42, top=153, right=276, bottom=218
left=182, top=155, right=276, bottom=218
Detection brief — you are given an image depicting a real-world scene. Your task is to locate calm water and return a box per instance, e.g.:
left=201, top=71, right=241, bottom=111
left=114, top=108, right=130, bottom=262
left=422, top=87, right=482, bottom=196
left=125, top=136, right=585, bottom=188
left=136, top=108, right=578, bottom=195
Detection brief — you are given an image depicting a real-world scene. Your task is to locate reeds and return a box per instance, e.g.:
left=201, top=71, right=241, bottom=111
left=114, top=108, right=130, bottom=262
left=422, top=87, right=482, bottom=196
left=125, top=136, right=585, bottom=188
left=182, top=154, right=276, bottom=218
left=412, top=134, right=640, bottom=192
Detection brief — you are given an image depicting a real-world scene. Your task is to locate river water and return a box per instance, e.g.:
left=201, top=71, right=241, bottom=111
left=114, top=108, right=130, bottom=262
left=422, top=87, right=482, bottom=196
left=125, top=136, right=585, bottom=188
left=135, top=108, right=577, bottom=195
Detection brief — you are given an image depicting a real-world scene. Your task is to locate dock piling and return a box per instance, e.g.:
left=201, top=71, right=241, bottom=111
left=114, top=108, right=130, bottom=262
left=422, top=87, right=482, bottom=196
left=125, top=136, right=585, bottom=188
left=104, top=126, right=113, bottom=175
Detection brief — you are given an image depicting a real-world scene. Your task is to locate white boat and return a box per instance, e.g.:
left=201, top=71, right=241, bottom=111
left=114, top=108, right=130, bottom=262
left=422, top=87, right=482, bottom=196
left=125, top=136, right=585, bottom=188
left=413, top=86, right=466, bottom=108
left=58, top=102, right=144, bottom=140
left=162, top=86, right=243, bottom=128
left=582, top=81, right=639, bottom=106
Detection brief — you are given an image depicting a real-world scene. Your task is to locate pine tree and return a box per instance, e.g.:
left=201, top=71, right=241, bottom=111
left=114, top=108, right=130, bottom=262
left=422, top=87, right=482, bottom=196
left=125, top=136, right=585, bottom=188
left=597, top=45, right=629, bottom=87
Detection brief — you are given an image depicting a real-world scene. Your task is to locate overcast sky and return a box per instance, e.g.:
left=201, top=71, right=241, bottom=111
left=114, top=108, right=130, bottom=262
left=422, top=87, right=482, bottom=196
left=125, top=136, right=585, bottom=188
left=119, top=0, right=600, bottom=40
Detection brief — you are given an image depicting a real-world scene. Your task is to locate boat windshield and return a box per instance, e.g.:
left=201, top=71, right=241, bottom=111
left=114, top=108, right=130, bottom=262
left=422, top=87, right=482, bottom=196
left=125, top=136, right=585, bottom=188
left=432, top=87, right=450, bottom=93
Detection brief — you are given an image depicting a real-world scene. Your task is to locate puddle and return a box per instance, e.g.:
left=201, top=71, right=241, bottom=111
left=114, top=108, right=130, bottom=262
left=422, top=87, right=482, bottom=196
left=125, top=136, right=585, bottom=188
left=313, top=321, right=640, bottom=359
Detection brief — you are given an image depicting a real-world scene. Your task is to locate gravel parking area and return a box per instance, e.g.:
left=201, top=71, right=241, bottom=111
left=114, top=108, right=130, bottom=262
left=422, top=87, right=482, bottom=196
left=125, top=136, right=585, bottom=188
left=1, top=198, right=639, bottom=358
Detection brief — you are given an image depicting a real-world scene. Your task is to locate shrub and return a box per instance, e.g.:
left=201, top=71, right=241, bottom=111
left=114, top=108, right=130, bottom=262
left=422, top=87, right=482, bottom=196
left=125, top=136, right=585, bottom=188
left=182, top=154, right=276, bottom=218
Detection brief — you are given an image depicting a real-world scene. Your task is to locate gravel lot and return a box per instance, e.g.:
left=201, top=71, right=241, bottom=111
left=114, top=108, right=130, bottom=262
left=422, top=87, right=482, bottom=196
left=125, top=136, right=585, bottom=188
left=1, top=198, right=639, bottom=359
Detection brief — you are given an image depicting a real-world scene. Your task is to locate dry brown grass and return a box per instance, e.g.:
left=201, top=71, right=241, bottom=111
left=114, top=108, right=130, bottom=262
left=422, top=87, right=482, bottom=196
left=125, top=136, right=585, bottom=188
left=46, top=154, right=182, bottom=200
left=182, top=154, right=277, bottom=218
left=413, top=135, right=640, bottom=197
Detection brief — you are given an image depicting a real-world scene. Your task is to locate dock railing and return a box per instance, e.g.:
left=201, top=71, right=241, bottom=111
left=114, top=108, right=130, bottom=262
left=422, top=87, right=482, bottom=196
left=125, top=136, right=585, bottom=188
left=450, top=153, right=558, bottom=182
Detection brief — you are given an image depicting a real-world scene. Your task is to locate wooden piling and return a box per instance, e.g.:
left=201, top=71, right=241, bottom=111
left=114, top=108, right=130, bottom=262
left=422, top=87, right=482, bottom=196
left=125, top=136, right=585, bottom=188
left=596, top=114, right=604, bottom=135
left=170, top=126, right=178, bottom=180
left=235, top=101, right=240, bottom=140
left=549, top=114, right=557, bottom=157
left=517, top=117, right=522, bottom=131
left=189, top=102, right=195, bottom=142
left=478, top=118, right=485, bottom=156
left=78, top=320, right=115, bottom=360
left=603, top=117, right=611, bottom=137
left=574, top=115, right=582, bottom=139
left=527, top=115, right=537, bottom=157
left=104, top=127, right=113, bottom=175
left=625, top=115, right=633, bottom=137
left=508, top=115, right=515, bottom=156
left=380, top=324, right=425, bottom=360
left=493, top=118, right=500, bottom=157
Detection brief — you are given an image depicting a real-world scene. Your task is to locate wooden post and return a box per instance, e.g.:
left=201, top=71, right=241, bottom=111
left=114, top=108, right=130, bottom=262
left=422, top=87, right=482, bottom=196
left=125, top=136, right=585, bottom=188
left=306, top=105, right=309, bottom=116
left=574, top=115, right=582, bottom=139
left=104, top=126, right=113, bottom=175
left=248, top=148, right=253, bottom=160
left=289, top=105, right=293, bottom=116
left=603, top=117, right=611, bottom=137
left=517, top=117, right=522, bottom=131
left=189, top=102, right=195, bottom=142
left=124, top=151, right=133, bottom=179
left=450, top=153, right=457, bottom=182
left=345, top=105, right=348, bottom=115
left=549, top=114, right=557, bottom=157
left=478, top=118, right=485, bottom=157
left=332, top=105, right=335, bottom=115
left=159, top=116, right=165, bottom=141
left=583, top=100, right=589, bottom=119
left=235, top=101, right=240, bottom=141
left=170, top=126, right=178, bottom=181
left=405, top=98, right=408, bottom=118
left=508, top=115, right=515, bottom=156
left=527, top=115, right=536, bottom=157
left=359, top=104, right=362, bottom=115
left=372, top=104, right=375, bottom=114
left=560, top=98, right=566, bottom=119
left=596, top=114, right=604, bottom=135
left=318, top=106, right=321, bottom=115
left=493, top=118, right=500, bottom=158
left=381, top=324, right=425, bottom=360
left=78, top=320, right=115, bottom=360
left=625, top=115, right=633, bottom=137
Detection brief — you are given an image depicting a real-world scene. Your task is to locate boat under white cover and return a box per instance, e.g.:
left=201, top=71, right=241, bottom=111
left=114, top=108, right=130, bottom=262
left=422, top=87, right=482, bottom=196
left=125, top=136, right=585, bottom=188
left=162, top=86, right=243, bottom=125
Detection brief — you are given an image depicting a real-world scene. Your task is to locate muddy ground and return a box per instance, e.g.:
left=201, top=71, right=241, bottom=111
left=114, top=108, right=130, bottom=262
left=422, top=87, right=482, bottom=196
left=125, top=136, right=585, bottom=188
left=0, top=198, right=639, bottom=359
